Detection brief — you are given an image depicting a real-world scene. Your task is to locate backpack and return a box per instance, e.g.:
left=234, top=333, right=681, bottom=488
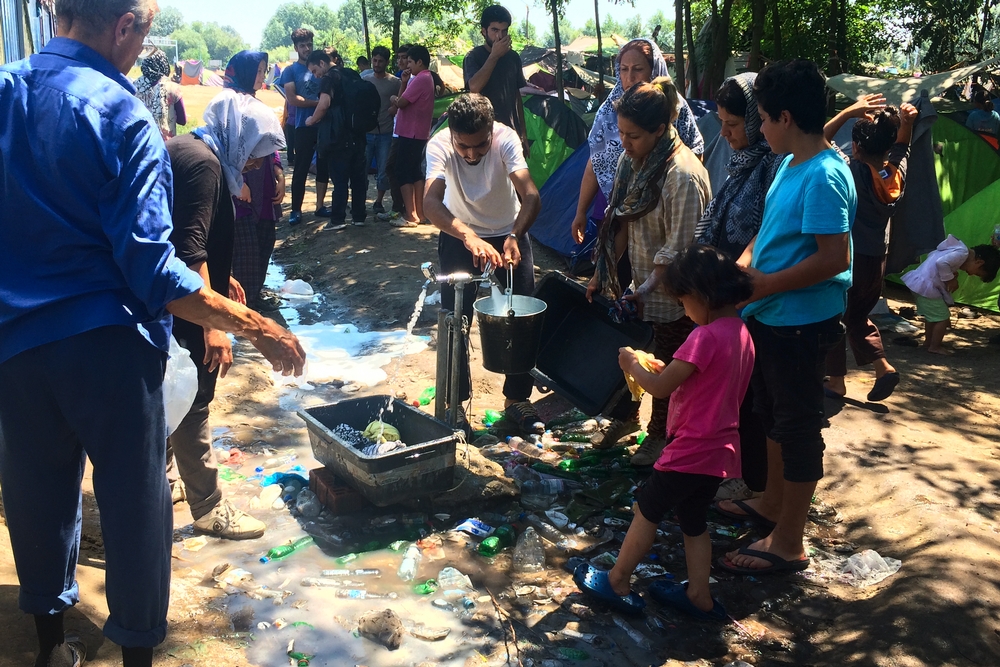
left=317, top=68, right=380, bottom=154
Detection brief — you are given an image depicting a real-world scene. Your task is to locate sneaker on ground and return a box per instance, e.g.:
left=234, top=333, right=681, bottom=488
left=193, top=500, right=266, bottom=540
left=35, top=635, right=86, bottom=667
left=713, top=477, right=760, bottom=501
left=170, top=480, right=186, bottom=504
left=376, top=210, right=400, bottom=221
left=596, top=419, right=640, bottom=448
left=390, top=217, right=419, bottom=228
left=314, top=206, right=333, bottom=218
left=630, top=437, right=667, bottom=466
left=352, top=220, right=366, bottom=227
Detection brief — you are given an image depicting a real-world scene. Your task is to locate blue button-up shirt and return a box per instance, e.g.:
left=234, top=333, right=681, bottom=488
left=0, top=37, right=203, bottom=364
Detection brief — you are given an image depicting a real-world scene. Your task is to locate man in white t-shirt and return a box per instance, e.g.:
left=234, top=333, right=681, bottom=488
left=424, top=93, right=542, bottom=432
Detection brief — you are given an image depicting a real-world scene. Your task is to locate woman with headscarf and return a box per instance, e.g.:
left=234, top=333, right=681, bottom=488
left=134, top=49, right=185, bottom=140
left=586, top=77, right=712, bottom=467
left=224, top=50, right=287, bottom=310
left=164, top=89, right=286, bottom=537
left=694, top=73, right=782, bottom=505
left=571, top=38, right=704, bottom=248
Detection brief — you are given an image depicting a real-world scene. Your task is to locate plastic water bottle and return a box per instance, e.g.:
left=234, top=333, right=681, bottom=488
left=260, top=536, right=314, bottom=563
left=478, top=525, right=516, bottom=557
left=295, top=489, right=322, bottom=518
left=525, top=514, right=576, bottom=551
left=511, top=527, right=545, bottom=573
left=482, top=409, right=503, bottom=426
left=417, top=387, right=436, bottom=405
left=397, top=544, right=422, bottom=582
left=437, top=567, right=473, bottom=598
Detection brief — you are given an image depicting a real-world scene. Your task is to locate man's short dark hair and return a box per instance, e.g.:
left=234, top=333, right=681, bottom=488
left=972, top=244, right=1000, bottom=283
left=449, top=94, right=495, bottom=135
left=395, top=44, right=410, bottom=55
left=307, top=51, right=331, bottom=67
left=480, top=5, right=513, bottom=29
left=407, top=45, right=430, bottom=68
left=372, top=45, right=391, bottom=61
left=357, top=56, right=370, bottom=68
left=55, top=0, right=155, bottom=35
left=754, top=59, right=827, bottom=135
left=291, top=28, right=314, bottom=46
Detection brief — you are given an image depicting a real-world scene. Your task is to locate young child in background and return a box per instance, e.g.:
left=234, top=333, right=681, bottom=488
left=575, top=245, right=755, bottom=620
left=901, top=235, right=1000, bottom=354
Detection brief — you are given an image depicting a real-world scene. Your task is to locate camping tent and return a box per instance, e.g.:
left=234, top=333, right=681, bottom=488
left=827, top=57, right=1000, bottom=105
left=180, top=60, right=204, bottom=85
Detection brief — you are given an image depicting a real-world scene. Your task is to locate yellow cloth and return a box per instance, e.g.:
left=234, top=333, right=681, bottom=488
left=362, top=421, right=401, bottom=444
left=624, top=349, right=661, bottom=401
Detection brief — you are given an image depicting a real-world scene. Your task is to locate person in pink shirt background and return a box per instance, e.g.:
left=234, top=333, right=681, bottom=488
left=388, top=44, right=435, bottom=227
left=574, top=244, right=755, bottom=622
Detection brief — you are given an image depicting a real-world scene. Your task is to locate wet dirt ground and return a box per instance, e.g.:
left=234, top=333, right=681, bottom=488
left=3, top=174, right=1000, bottom=667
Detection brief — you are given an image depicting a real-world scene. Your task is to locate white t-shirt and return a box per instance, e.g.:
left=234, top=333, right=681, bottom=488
left=425, top=122, right=528, bottom=237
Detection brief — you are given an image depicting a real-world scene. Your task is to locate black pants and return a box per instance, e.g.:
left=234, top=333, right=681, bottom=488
left=283, top=124, right=295, bottom=165
left=438, top=232, right=535, bottom=403
left=327, top=140, right=368, bottom=223
left=387, top=138, right=404, bottom=213
left=290, top=125, right=329, bottom=213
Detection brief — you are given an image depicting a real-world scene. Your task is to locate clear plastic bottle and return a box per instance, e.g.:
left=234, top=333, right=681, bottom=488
left=396, top=543, right=422, bottom=582
left=525, top=514, right=576, bottom=550
left=511, top=527, right=545, bottom=573
left=295, top=488, right=322, bottom=518
left=519, top=479, right=564, bottom=510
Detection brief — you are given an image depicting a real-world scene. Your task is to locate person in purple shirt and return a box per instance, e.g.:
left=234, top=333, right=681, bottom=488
left=0, top=3, right=305, bottom=666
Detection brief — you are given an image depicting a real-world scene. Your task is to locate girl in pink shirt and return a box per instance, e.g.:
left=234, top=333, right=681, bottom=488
left=575, top=244, right=755, bottom=620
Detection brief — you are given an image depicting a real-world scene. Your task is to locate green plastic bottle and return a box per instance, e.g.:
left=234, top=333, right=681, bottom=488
left=412, top=578, right=438, bottom=595
left=418, top=387, right=436, bottom=405
left=636, top=431, right=647, bottom=445
left=260, top=536, right=313, bottom=563
left=559, top=433, right=592, bottom=443
left=558, top=456, right=600, bottom=471
left=335, top=552, right=359, bottom=564
left=558, top=647, right=590, bottom=660
left=477, top=525, right=516, bottom=557
left=482, top=409, right=503, bottom=426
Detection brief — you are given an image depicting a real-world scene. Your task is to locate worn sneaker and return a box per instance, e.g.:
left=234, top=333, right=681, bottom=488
left=596, top=419, right=640, bottom=449
left=376, top=210, right=400, bottom=222
left=713, top=478, right=760, bottom=501
left=630, top=437, right=667, bottom=467
left=193, top=500, right=266, bottom=540
left=170, top=479, right=186, bottom=504
left=390, top=217, right=419, bottom=228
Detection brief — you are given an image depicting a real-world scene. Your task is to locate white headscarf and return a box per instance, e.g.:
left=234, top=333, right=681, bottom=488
left=193, top=89, right=285, bottom=198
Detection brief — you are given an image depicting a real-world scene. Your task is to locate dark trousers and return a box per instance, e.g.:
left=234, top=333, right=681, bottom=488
left=387, top=138, right=404, bottom=213
left=165, top=317, right=222, bottom=520
left=283, top=123, right=295, bottom=165
left=748, top=315, right=844, bottom=483
left=738, top=383, right=768, bottom=492
left=232, top=210, right=276, bottom=306
left=438, top=232, right=536, bottom=402
left=0, top=326, right=171, bottom=648
left=327, top=140, right=368, bottom=223
left=290, top=125, right=329, bottom=213
left=825, top=253, right=887, bottom=376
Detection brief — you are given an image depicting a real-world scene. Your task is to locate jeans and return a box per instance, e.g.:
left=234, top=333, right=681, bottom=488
left=0, top=326, right=172, bottom=648
left=290, top=124, right=329, bottom=213
left=366, top=132, right=392, bottom=193
left=328, top=139, right=368, bottom=223
left=748, top=315, right=844, bottom=483
left=438, top=232, right=536, bottom=402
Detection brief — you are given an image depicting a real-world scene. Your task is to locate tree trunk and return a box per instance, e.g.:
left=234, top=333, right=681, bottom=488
left=392, top=6, right=402, bottom=51
left=771, top=0, right=782, bottom=59
left=749, top=0, right=765, bottom=71
left=675, top=0, right=686, bottom=95
left=977, top=0, right=994, bottom=59
left=594, top=0, right=604, bottom=98
left=705, top=0, right=734, bottom=100
left=685, top=0, right=697, bottom=97
left=837, top=0, right=848, bottom=65
left=361, top=0, right=372, bottom=60
left=552, top=0, right=564, bottom=102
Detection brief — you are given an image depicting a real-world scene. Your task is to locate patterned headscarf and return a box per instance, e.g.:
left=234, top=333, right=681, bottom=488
left=695, top=72, right=782, bottom=254
left=193, top=89, right=285, bottom=197
left=588, top=38, right=704, bottom=198
left=224, top=50, right=268, bottom=96
left=134, top=50, right=171, bottom=132
left=140, top=49, right=171, bottom=83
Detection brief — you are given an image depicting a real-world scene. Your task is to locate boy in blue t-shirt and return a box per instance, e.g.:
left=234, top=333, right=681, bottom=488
left=715, top=60, right=857, bottom=577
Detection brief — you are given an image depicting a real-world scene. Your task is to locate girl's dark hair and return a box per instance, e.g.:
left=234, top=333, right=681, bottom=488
left=716, top=78, right=747, bottom=117
left=617, top=40, right=654, bottom=73
left=664, top=244, right=755, bottom=309
left=614, top=76, right=678, bottom=134
left=972, top=87, right=994, bottom=111
left=852, top=106, right=900, bottom=157
left=972, top=244, right=1000, bottom=283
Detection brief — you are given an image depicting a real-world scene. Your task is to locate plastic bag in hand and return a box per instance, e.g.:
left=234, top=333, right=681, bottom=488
left=163, top=335, right=198, bottom=436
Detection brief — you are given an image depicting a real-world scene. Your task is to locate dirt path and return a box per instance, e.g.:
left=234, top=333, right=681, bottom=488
left=3, top=173, right=1000, bottom=667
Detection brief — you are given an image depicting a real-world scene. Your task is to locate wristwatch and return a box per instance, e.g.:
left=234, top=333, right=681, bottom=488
left=507, top=233, right=518, bottom=241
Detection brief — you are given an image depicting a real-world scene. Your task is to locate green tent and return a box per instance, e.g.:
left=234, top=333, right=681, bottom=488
left=432, top=92, right=589, bottom=189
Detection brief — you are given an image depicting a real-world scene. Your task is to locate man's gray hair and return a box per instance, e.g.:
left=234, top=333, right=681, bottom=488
left=55, top=0, right=157, bottom=34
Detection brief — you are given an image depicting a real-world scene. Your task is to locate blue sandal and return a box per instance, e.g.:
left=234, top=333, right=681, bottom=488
left=648, top=580, right=727, bottom=621
left=573, top=563, right=646, bottom=615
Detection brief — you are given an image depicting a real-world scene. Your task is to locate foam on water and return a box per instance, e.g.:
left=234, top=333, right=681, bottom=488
left=288, top=323, right=429, bottom=387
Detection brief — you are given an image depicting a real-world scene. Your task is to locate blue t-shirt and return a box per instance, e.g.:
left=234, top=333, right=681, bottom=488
left=278, top=62, right=320, bottom=128
left=966, top=108, right=1000, bottom=135
left=742, top=149, right=857, bottom=327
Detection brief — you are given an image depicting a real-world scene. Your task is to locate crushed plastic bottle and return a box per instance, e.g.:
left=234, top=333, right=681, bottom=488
left=334, top=589, right=397, bottom=600
left=260, top=536, right=314, bottom=563
left=437, top=567, right=474, bottom=598
left=482, top=409, right=503, bottom=426
left=511, top=526, right=545, bottom=574
left=612, top=615, right=651, bottom=650
left=478, top=525, right=516, bottom=557
left=412, top=578, right=438, bottom=595
left=397, top=544, right=422, bottom=582
left=295, top=489, right=322, bottom=518
left=417, top=387, right=436, bottom=405
left=320, top=568, right=381, bottom=577
left=525, top=514, right=577, bottom=550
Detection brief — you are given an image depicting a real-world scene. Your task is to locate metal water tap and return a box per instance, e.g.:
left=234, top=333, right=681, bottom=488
left=420, top=261, right=495, bottom=288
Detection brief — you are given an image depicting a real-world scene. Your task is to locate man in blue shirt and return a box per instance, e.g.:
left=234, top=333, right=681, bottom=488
left=0, top=3, right=306, bottom=666
left=278, top=27, right=330, bottom=225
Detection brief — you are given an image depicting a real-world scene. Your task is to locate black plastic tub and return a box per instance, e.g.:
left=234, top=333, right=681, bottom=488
left=531, top=271, right=655, bottom=416
left=297, top=396, right=458, bottom=507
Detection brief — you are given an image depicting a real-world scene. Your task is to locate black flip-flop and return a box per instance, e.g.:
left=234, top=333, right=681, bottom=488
left=716, top=547, right=810, bottom=576
left=573, top=563, right=646, bottom=615
left=867, top=372, right=900, bottom=402
left=712, top=499, right=777, bottom=530
left=823, top=387, right=845, bottom=400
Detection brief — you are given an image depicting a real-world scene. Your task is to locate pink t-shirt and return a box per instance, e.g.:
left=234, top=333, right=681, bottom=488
left=654, top=317, right=755, bottom=478
left=394, top=69, right=434, bottom=140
